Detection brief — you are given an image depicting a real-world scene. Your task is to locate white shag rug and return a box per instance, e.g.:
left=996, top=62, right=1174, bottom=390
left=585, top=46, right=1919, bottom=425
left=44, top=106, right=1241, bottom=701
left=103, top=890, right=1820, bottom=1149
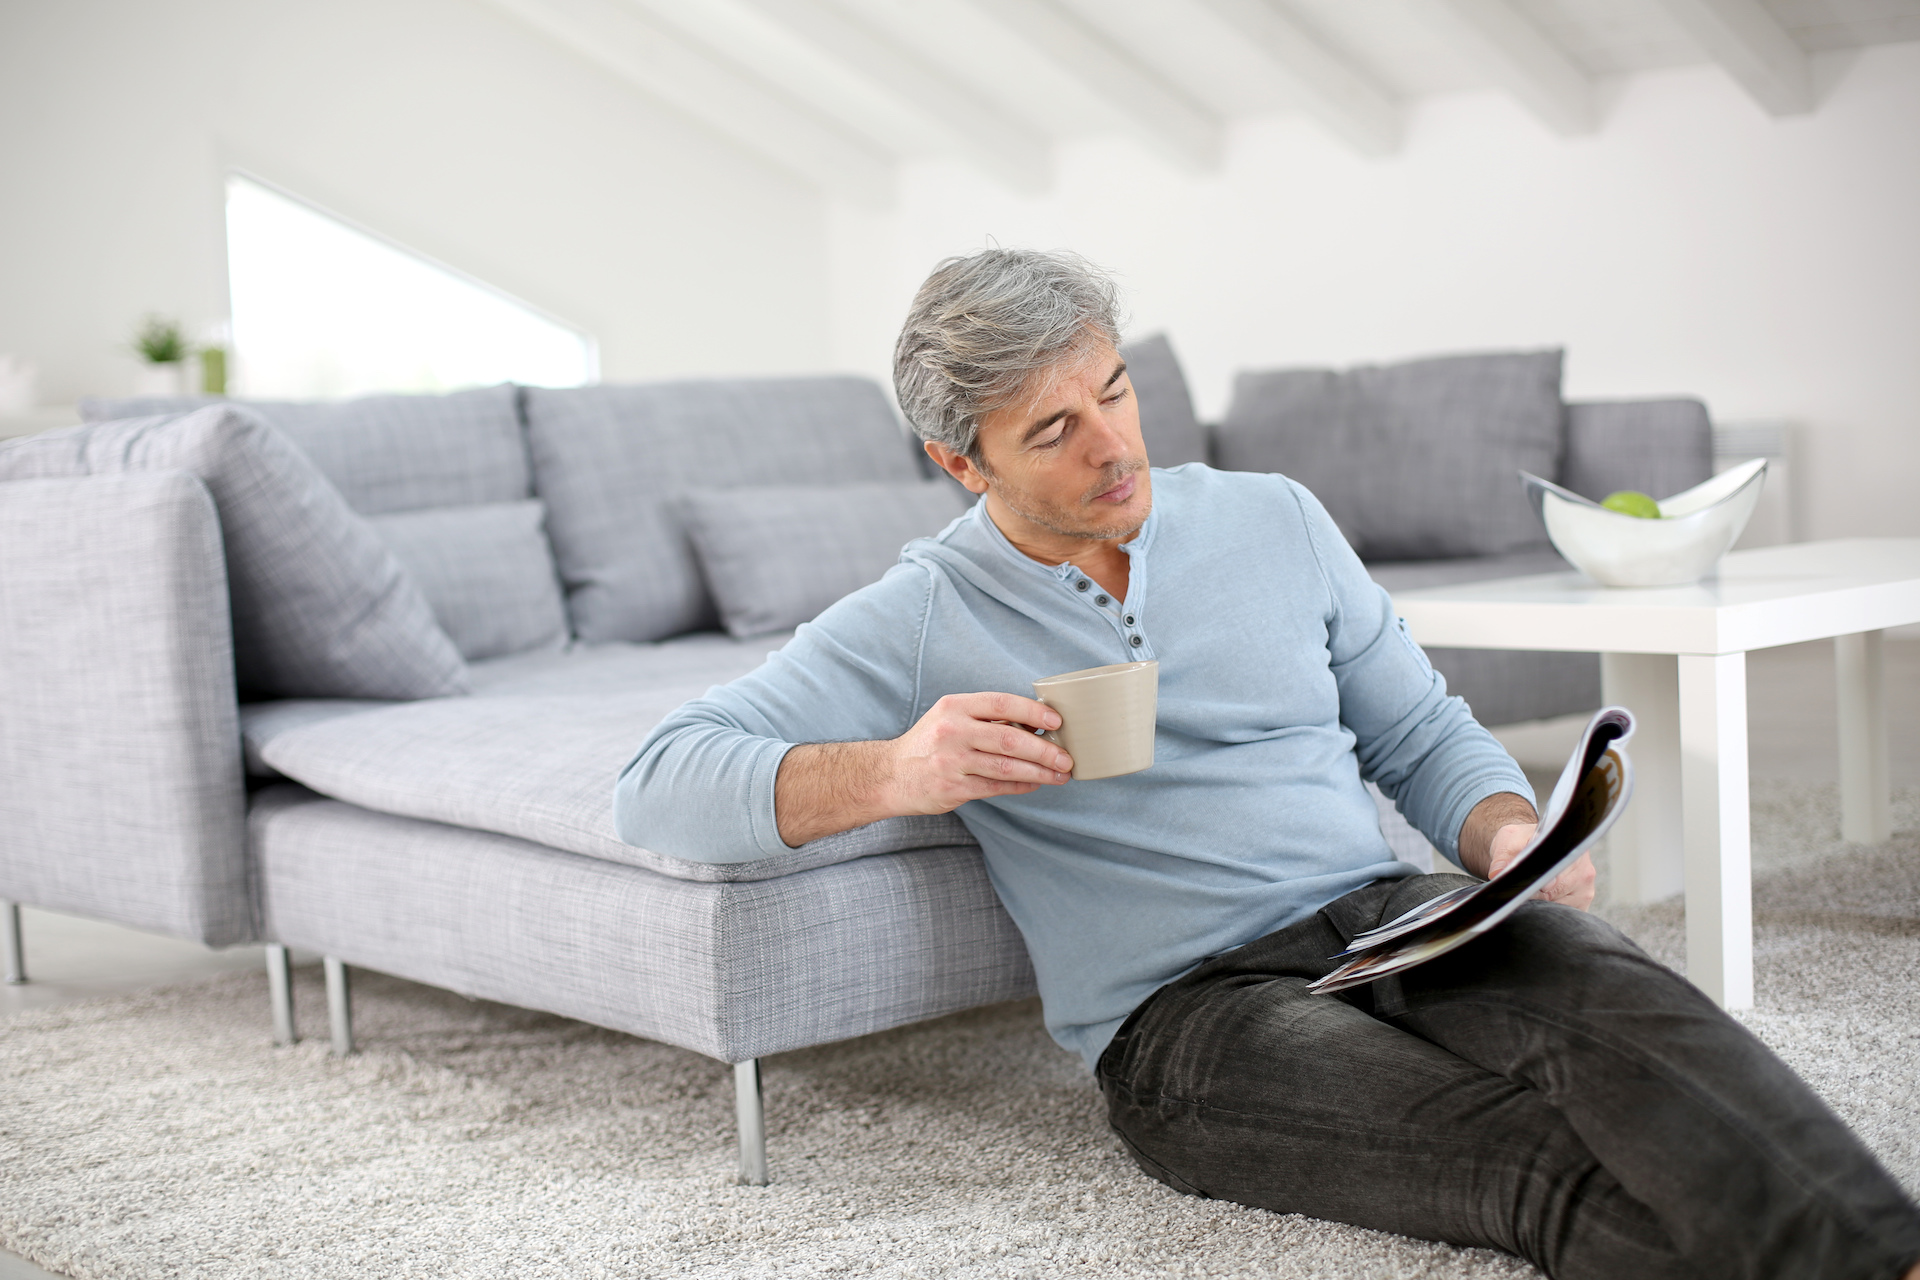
left=3, top=784, right=1916, bottom=1280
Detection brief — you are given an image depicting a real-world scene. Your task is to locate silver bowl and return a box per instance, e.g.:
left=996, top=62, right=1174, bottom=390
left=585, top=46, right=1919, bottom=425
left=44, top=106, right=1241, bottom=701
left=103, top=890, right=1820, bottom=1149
left=1520, top=458, right=1768, bottom=588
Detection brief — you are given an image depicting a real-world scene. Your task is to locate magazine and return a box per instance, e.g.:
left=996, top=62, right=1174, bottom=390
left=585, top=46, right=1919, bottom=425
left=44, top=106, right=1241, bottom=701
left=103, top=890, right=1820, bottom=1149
left=1307, top=706, right=1636, bottom=996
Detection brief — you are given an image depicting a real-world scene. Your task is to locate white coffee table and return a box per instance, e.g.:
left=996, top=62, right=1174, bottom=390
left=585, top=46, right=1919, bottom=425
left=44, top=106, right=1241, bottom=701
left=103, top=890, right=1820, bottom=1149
left=1390, top=538, right=1920, bottom=1009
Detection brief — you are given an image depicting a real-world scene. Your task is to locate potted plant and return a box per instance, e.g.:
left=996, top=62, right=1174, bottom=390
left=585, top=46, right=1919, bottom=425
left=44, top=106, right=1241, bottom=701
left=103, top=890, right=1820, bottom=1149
left=130, top=314, right=194, bottom=395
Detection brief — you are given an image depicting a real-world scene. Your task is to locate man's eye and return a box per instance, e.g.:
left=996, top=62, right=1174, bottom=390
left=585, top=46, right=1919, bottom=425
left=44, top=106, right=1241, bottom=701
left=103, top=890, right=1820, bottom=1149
left=1104, top=386, right=1132, bottom=406
left=1033, top=429, right=1065, bottom=450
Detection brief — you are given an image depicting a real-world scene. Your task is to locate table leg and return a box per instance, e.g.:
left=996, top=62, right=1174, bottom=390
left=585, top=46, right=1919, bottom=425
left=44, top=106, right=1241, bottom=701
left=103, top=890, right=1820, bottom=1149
left=1835, top=630, right=1891, bottom=844
left=1678, top=652, right=1753, bottom=1009
left=1599, top=653, right=1682, bottom=903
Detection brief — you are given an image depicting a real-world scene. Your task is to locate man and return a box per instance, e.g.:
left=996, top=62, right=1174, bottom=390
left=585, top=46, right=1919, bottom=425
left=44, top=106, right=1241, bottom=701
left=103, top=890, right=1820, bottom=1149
left=617, top=249, right=1920, bottom=1279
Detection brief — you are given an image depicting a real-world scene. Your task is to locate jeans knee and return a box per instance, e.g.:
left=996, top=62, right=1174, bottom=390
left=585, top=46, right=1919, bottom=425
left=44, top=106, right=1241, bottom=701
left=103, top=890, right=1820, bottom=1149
left=1411, top=902, right=1707, bottom=1014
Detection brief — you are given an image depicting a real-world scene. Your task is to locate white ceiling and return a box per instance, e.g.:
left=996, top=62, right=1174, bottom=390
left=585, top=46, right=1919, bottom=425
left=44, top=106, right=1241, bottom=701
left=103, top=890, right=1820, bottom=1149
left=479, top=0, right=1920, bottom=203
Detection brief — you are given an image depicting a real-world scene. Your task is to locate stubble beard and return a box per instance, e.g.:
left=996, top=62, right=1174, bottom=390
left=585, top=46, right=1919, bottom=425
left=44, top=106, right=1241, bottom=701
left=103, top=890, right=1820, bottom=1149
left=987, top=458, right=1150, bottom=543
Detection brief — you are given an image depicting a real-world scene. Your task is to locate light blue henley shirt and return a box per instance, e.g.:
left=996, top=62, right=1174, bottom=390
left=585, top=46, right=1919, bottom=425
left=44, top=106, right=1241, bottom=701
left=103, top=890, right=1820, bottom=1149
left=615, top=464, right=1532, bottom=1069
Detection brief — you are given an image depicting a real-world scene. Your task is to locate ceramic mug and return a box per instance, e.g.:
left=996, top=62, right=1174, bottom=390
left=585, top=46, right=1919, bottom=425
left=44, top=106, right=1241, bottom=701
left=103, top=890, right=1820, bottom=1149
left=1032, top=660, right=1158, bottom=781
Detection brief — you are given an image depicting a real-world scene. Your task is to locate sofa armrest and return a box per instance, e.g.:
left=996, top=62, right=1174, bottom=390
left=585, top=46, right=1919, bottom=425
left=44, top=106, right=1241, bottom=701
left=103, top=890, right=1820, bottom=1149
left=1561, top=399, right=1714, bottom=503
left=0, top=472, right=252, bottom=944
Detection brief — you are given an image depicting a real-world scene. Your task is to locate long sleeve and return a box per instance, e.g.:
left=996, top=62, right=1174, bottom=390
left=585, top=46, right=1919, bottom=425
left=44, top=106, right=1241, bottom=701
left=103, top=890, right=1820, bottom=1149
left=613, top=562, right=933, bottom=862
left=1287, top=480, right=1534, bottom=861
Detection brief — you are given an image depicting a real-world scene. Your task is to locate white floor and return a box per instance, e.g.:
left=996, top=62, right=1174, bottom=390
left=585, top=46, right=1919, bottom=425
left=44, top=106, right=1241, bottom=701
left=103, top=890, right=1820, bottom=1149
left=4, top=638, right=1915, bottom=1280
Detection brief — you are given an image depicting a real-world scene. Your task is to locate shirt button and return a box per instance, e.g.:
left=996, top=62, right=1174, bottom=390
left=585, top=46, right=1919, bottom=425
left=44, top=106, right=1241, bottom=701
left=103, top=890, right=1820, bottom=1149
left=1123, top=614, right=1135, bottom=626
left=1130, top=634, right=1143, bottom=647
left=1095, top=594, right=1109, bottom=607
left=1075, top=580, right=1089, bottom=592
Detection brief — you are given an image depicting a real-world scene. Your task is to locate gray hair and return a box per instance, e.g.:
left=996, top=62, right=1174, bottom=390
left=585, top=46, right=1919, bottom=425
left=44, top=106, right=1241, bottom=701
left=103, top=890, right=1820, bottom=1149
left=892, top=248, right=1123, bottom=458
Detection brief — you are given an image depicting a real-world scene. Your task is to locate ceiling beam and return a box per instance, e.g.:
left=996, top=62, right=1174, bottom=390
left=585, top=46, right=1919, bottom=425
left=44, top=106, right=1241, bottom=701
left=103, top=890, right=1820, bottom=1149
left=1654, top=0, right=1812, bottom=116
left=730, top=0, right=1051, bottom=193
left=1189, top=0, right=1402, bottom=156
left=1419, top=0, right=1596, bottom=135
left=481, top=0, right=896, bottom=206
left=962, top=0, right=1223, bottom=173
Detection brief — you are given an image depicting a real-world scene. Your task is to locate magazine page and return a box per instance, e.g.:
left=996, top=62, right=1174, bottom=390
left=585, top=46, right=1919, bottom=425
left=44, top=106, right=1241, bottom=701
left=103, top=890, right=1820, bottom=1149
left=1339, top=706, right=1633, bottom=953
left=1306, top=706, right=1635, bottom=996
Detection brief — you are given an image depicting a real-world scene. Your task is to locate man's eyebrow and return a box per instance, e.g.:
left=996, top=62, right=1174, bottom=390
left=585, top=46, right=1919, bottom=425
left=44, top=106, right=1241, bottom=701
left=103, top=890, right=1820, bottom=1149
left=1020, top=409, right=1069, bottom=445
left=1019, top=362, right=1129, bottom=445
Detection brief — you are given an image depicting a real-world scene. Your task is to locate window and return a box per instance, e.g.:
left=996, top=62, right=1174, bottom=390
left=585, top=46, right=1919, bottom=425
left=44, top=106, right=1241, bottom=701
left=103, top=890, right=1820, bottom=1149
left=224, top=174, right=596, bottom=399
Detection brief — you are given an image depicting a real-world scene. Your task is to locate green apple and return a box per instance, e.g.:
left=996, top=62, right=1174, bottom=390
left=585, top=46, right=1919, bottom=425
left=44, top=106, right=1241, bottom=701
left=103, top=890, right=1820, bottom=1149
left=1600, top=490, right=1662, bottom=519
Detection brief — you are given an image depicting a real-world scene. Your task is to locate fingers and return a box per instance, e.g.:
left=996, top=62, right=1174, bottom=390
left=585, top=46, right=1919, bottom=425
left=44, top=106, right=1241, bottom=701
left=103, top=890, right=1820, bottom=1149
left=948, top=691, right=1060, bottom=734
left=925, top=693, right=1072, bottom=777
left=1533, top=854, right=1598, bottom=912
left=897, top=695, right=1074, bottom=810
left=984, top=720, right=1072, bottom=774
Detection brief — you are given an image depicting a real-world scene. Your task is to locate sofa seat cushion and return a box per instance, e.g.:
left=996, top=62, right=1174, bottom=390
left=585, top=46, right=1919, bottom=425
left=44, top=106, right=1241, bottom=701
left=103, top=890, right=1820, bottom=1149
left=523, top=378, right=924, bottom=645
left=240, top=698, right=391, bottom=776
left=249, top=637, right=975, bottom=882
left=1214, top=350, right=1564, bottom=561
left=0, top=406, right=470, bottom=700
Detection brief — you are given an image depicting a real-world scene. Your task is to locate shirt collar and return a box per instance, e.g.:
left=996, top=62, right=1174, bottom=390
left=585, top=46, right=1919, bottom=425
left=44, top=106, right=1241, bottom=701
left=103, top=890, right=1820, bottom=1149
left=967, top=492, right=1159, bottom=582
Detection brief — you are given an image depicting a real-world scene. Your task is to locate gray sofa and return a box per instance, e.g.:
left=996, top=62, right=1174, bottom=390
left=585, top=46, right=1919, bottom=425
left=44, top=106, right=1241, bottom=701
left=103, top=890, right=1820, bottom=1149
left=0, top=341, right=1709, bottom=1182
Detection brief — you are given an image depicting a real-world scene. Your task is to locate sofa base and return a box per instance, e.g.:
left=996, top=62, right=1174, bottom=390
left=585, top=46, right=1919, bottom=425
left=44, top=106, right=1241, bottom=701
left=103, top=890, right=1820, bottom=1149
left=249, top=785, right=1037, bottom=1065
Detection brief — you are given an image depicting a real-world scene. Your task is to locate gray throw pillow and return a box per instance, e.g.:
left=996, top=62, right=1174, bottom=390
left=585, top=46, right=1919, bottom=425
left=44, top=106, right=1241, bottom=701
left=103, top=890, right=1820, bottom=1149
left=0, top=405, right=470, bottom=700
left=522, top=378, right=924, bottom=645
left=1213, top=350, right=1565, bottom=560
left=1120, top=333, right=1208, bottom=467
left=682, top=480, right=973, bottom=638
left=366, top=501, right=569, bottom=662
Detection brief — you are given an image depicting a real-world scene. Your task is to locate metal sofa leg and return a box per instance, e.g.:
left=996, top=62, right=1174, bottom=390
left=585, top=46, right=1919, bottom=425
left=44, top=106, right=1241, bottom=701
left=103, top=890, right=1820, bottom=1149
left=3, top=901, right=23, bottom=985
left=735, top=1059, right=769, bottom=1186
left=266, top=944, right=297, bottom=1046
left=324, top=956, right=353, bottom=1057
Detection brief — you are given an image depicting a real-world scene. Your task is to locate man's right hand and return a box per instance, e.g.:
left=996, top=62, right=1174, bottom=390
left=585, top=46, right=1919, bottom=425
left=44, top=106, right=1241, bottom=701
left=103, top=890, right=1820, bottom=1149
left=888, top=692, right=1074, bottom=812
left=773, top=692, right=1073, bottom=848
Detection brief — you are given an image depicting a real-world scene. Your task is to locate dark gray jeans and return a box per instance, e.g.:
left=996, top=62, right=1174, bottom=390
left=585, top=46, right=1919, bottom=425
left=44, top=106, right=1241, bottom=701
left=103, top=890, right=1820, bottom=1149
left=1096, top=874, right=1920, bottom=1280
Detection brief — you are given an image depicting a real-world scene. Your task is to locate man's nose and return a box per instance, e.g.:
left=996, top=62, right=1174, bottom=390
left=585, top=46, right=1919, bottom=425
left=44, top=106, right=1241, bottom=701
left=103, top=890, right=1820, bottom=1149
left=1078, top=402, right=1133, bottom=466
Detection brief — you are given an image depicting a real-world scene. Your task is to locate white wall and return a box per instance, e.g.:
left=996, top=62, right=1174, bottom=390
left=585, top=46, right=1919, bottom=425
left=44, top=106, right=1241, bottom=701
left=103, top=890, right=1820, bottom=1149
left=0, top=0, right=834, bottom=404
left=830, top=43, right=1920, bottom=542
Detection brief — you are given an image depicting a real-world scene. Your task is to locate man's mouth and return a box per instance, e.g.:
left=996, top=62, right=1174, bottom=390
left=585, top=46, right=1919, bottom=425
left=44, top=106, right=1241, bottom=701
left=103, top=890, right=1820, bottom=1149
left=1093, top=473, right=1137, bottom=505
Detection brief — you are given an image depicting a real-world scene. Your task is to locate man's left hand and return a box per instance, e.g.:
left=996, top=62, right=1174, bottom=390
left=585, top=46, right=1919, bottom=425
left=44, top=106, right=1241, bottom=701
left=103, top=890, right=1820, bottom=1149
left=1486, top=822, right=1596, bottom=912
left=1457, top=793, right=1595, bottom=913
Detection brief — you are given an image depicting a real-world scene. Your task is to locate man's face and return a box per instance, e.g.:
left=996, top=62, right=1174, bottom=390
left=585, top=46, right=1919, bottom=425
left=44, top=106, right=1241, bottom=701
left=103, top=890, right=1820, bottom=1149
left=931, top=340, right=1152, bottom=546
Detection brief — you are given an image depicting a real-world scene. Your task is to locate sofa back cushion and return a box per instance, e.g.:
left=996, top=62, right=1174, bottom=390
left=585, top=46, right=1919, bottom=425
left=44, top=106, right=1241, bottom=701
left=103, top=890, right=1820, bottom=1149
left=1212, top=350, right=1564, bottom=560
left=1561, top=399, right=1713, bottom=503
left=0, top=406, right=470, bottom=700
left=524, top=377, right=922, bottom=643
left=79, top=385, right=529, bottom=515
left=366, top=501, right=569, bottom=661
left=1120, top=333, right=1208, bottom=467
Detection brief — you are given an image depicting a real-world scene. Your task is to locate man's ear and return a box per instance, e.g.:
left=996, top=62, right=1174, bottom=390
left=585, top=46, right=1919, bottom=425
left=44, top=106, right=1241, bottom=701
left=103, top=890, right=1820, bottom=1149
left=924, top=440, right=991, bottom=496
